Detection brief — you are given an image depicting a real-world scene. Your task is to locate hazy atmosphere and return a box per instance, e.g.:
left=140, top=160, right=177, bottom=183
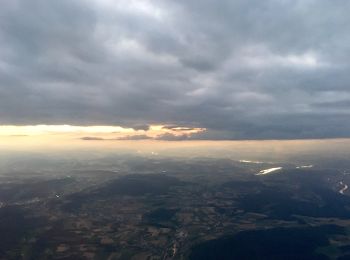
left=2, top=1, right=350, bottom=260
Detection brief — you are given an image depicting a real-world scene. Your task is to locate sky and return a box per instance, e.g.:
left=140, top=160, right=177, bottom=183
left=1, top=0, right=350, bottom=140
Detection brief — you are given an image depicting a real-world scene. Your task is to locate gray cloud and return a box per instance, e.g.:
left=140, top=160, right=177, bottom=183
left=155, top=133, right=191, bottom=141
left=80, top=136, right=105, bottom=141
left=1, top=0, right=350, bottom=139
left=80, top=135, right=152, bottom=141
left=115, top=135, right=152, bottom=140
left=162, top=126, right=199, bottom=131
left=132, top=125, right=150, bottom=131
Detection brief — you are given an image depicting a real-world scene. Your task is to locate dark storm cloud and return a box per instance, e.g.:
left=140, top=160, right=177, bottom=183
left=1, top=0, right=350, bottom=139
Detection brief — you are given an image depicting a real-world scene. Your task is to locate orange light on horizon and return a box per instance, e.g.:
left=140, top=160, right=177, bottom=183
left=0, top=124, right=206, bottom=139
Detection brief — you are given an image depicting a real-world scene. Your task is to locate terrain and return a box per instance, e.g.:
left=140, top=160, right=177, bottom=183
left=1, top=155, right=350, bottom=259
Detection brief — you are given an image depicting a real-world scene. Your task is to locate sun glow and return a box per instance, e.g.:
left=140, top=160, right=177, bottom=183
left=0, top=125, right=135, bottom=136
left=0, top=124, right=206, bottom=139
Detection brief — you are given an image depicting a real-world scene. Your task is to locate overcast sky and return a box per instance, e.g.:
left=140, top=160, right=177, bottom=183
left=1, top=0, right=350, bottom=139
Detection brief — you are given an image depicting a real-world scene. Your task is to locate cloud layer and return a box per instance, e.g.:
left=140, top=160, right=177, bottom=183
left=1, top=0, right=350, bottom=139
